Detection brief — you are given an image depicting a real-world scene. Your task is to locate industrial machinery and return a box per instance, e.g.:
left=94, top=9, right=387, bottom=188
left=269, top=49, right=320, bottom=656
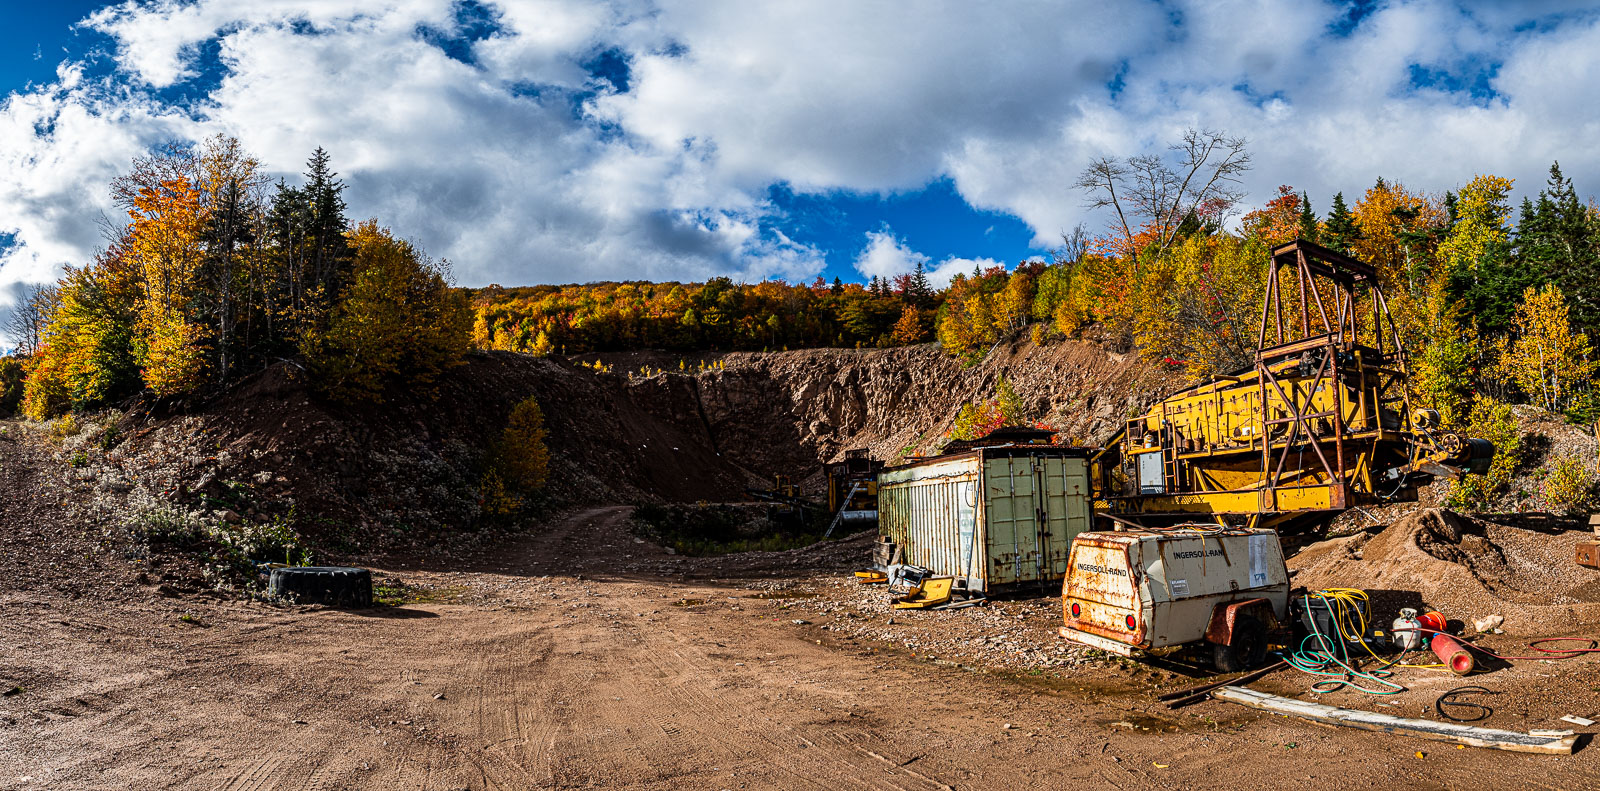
left=1094, top=238, right=1493, bottom=532
left=1059, top=525, right=1290, bottom=670
left=745, top=474, right=805, bottom=528
left=823, top=449, right=884, bottom=526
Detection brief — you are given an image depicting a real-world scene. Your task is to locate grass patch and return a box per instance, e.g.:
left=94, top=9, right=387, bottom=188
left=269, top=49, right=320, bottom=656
left=372, top=580, right=466, bottom=605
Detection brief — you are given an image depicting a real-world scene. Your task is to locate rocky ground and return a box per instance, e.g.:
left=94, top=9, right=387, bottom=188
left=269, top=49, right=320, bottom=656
left=10, top=506, right=1600, bottom=791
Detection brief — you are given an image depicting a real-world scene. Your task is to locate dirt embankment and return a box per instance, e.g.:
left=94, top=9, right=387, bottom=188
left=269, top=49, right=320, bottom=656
left=603, top=337, right=1167, bottom=487
left=1291, top=508, right=1600, bottom=633
left=0, top=336, right=1164, bottom=586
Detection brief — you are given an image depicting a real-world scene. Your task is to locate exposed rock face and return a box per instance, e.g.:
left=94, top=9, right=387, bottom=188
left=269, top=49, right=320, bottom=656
left=683, top=338, right=1167, bottom=484
left=17, top=336, right=1171, bottom=559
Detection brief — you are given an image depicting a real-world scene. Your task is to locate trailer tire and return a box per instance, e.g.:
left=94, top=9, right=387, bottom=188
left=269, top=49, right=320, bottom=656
left=267, top=566, right=372, bottom=607
left=1211, top=614, right=1267, bottom=673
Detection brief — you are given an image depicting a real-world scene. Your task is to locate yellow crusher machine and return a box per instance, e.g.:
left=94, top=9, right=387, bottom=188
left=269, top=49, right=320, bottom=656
left=1092, top=238, right=1493, bottom=533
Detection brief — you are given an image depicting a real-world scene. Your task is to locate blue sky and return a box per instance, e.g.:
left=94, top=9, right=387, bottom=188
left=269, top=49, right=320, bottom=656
left=0, top=3, right=106, bottom=89
left=6, top=0, right=1600, bottom=342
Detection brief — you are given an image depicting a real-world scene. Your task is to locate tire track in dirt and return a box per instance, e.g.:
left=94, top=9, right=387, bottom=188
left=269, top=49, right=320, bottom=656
left=11, top=504, right=1600, bottom=789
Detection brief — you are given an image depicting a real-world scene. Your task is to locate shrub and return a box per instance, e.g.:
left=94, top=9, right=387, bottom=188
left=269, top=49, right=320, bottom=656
left=48, top=413, right=81, bottom=442
left=1444, top=398, right=1522, bottom=510
left=1544, top=455, right=1597, bottom=516
left=479, top=395, right=549, bottom=518
left=0, top=356, right=23, bottom=417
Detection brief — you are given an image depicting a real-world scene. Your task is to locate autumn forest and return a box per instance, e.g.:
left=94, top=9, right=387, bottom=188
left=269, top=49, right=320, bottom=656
left=4, top=133, right=1600, bottom=509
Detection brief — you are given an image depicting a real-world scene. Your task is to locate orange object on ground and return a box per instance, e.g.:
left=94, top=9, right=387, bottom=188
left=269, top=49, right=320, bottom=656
left=1431, top=633, right=1475, bottom=675
left=1418, top=611, right=1446, bottom=633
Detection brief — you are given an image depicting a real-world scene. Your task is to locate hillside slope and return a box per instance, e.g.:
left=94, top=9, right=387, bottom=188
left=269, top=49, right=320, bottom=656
left=1, top=336, right=1167, bottom=582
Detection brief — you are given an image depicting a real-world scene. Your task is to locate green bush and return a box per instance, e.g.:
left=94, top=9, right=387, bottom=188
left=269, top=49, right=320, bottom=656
left=1444, top=398, right=1523, bottom=510
left=1544, top=455, right=1597, bottom=516
left=0, top=356, right=24, bottom=417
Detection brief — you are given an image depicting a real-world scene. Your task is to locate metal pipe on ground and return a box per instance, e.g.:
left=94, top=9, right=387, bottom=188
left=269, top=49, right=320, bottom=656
left=1431, top=633, right=1476, bottom=675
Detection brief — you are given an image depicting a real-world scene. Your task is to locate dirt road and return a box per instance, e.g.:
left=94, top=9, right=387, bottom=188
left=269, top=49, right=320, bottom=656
left=4, top=506, right=1600, bottom=790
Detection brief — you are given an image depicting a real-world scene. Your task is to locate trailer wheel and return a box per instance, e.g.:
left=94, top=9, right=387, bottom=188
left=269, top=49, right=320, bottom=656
left=1211, top=614, right=1267, bottom=673
left=267, top=566, right=372, bottom=607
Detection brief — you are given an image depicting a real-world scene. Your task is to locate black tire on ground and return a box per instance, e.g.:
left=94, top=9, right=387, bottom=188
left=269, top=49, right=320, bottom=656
left=267, top=566, right=372, bottom=607
left=1211, top=614, right=1268, bottom=673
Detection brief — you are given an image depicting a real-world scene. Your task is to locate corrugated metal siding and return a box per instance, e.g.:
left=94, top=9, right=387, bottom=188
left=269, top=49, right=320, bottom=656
left=878, top=456, right=984, bottom=586
left=880, top=451, right=1093, bottom=591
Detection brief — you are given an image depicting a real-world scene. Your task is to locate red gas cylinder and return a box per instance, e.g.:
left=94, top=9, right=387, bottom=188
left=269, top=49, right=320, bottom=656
left=1430, top=633, right=1475, bottom=675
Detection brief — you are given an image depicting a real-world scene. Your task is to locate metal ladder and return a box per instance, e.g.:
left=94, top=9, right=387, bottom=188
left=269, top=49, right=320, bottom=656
left=822, top=481, right=864, bottom=538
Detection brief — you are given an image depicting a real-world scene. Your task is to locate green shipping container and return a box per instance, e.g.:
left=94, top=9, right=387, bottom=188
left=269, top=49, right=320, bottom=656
left=877, top=447, right=1094, bottom=593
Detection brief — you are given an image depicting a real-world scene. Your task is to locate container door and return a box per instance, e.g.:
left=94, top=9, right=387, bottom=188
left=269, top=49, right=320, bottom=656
left=1036, top=457, right=1088, bottom=578
left=956, top=479, right=978, bottom=581
left=983, top=455, right=1038, bottom=585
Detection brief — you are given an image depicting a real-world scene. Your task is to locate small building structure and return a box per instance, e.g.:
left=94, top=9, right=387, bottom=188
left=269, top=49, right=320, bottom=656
left=876, top=443, right=1093, bottom=594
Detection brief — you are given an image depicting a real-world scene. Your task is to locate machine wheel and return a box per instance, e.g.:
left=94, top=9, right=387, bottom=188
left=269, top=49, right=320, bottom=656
left=267, top=566, right=372, bottom=607
left=1211, top=614, right=1267, bottom=673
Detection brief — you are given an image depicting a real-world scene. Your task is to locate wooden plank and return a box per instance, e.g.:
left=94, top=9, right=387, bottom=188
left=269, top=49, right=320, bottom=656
left=1211, top=686, right=1578, bottom=754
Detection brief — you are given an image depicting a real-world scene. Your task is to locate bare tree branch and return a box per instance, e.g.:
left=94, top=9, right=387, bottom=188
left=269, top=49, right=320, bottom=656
left=1075, top=127, right=1253, bottom=267
left=4, top=283, right=57, bottom=355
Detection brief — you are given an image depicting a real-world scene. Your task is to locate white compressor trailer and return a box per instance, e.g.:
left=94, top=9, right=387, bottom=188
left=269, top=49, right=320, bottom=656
left=1058, top=526, right=1290, bottom=671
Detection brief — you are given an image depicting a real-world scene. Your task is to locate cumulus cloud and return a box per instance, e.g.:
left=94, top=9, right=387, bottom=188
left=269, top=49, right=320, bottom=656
left=853, top=228, right=1002, bottom=289
left=6, top=0, right=1600, bottom=347
left=852, top=228, right=926, bottom=280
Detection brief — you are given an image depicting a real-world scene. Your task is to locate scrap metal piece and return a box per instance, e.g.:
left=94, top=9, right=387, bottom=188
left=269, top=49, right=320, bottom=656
left=892, top=576, right=954, bottom=609
left=1211, top=686, right=1578, bottom=754
left=1577, top=541, right=1600, bottom=570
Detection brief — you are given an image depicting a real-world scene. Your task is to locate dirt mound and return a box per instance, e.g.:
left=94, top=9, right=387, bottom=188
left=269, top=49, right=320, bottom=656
left=1289, top=508, right=1600, bottom=631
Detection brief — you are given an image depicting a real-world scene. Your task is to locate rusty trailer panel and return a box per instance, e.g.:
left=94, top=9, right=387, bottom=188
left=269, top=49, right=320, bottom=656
left=1061, top=535, right=1145, bottom=647
left=877, top=447, right=1093, bottom=593
left=1061, top=528, right=1290, bottom=653
left=1578, top=541, right=1600, bottom=570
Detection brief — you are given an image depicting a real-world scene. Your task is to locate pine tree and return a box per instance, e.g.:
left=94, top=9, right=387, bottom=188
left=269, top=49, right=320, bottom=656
left=1323, top=192, right=1359, bottom=254
left=1297, top=191, right=1318, bottom=242
left=1520, top=162, right=1600, bottom=337
left=909, top=259, right=933, bottom=306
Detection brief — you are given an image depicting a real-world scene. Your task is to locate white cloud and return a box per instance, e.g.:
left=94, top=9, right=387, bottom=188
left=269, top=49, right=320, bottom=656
left=852, top=228, right=926, bottom=281
left=929, top=257, right=1002, bottom=289
left=7, top=0, right=1600, bottom=346
left=852, top=228, right=999, bottom=289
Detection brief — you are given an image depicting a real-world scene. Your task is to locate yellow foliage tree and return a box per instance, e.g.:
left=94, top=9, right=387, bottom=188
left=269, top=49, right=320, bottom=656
left=1130, top=234, right=1267, bottom=378
left=890, top=306, right=928, bottom=344
left=1350, top=179, right=1447, bottom=297
left=302, top=221, right=472, bottom=402
left=126, top=177, right=210, bottom=395
left=1433, top=174, right=1515, bottom=309
left=21, top=252, right=143, bottom=419
left=481, top=395, right=550, bottom=517
left=1508, top=284, right=1596, bottom=412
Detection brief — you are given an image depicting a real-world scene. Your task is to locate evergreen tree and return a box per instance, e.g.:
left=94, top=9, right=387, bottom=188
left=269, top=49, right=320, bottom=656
left=909, top=259, right=933, bottom=306
left=1323, top=192, right=1359, bottom=253
left=1297, top=191, right=1318, bottom=242
left=1521, top=162, right=1600, bottom=336
left=304, top=147, right=351, bottom=299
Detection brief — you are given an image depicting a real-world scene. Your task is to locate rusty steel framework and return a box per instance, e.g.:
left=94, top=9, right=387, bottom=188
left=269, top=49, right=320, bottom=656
left=1094, top=238, right=1491, bottom=532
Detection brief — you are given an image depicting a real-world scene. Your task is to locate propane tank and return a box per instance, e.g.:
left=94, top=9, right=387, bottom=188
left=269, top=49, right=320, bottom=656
left=1391, top=608, right=1424, bottom=651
